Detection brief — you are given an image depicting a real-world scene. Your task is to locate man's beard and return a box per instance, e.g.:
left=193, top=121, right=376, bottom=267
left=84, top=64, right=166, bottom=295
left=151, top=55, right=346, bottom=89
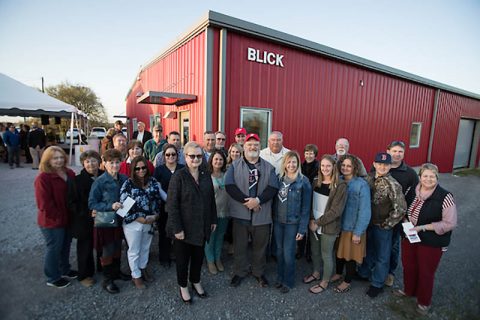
left=337, top=149, right=346, bottom=156
left=245, top=150, right=259, bottom=158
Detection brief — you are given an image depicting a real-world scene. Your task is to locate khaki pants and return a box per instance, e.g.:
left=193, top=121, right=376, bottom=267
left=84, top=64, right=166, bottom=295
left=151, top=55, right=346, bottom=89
left=29, top=146, right=44, bottom=169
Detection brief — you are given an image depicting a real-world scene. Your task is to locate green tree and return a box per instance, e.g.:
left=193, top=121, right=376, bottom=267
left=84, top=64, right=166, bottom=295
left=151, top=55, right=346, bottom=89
left=46, top=82, right=109, bottom=126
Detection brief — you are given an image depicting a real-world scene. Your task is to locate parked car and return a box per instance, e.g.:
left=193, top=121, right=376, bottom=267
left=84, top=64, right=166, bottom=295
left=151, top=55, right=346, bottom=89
left=89, top=127, right=107, bottom=139
left=66, top=128, right=87, bottom=144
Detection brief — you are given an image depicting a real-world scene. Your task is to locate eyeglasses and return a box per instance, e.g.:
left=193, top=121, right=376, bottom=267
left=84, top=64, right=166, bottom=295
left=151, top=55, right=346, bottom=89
left=165, top=153, right=177, bottom=157
left=134, top=166, right=147, bottom=171
left=187, top=154, right=203, bottom=160
left=216, top=137, right=226, bottom=141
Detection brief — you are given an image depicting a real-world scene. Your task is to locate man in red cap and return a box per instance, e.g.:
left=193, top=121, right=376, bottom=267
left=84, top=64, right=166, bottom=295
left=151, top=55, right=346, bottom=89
left=225, top=133, right=279, bottom=288
left=234, top=128, right=247, bottom=146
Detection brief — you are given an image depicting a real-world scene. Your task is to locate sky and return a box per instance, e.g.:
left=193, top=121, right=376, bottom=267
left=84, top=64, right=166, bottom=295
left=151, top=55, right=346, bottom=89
left=1, top=0, right=479, bottom=122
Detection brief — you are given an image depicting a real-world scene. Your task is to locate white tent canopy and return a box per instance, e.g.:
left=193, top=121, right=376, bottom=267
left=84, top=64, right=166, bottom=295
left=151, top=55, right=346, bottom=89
left=0, top=72, right=88, bottom=164
left=0, top=72, right=87, bottom=117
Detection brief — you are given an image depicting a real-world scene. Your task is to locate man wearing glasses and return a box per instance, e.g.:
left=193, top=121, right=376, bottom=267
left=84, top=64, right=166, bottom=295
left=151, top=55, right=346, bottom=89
left=225, top=133, right=279, bottom=288
left=215, top=131, right=228, bottom=157
left=154, top=131, right=185, bottom=167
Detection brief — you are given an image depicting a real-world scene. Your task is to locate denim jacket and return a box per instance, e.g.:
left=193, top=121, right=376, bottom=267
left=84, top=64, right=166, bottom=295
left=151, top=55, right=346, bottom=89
left=341, top=176, right=371, bottom=236
left=273, top=174, right=312, bottom=235
left=88, top=172, right=128, bottom=212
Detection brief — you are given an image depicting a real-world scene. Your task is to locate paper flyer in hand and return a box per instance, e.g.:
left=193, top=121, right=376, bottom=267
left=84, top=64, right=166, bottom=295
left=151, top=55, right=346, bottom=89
left=116, top=197, right=135, bottom=218
left=402, top=222, right=421, bottom=243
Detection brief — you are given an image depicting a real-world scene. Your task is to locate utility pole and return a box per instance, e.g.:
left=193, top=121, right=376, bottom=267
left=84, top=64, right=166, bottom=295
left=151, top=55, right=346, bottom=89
left=41, top=77, right=44, bottom=93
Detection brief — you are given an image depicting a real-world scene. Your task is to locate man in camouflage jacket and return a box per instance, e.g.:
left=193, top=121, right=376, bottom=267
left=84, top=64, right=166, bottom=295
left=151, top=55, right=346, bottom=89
left=358, top=152, right=407, bottom=298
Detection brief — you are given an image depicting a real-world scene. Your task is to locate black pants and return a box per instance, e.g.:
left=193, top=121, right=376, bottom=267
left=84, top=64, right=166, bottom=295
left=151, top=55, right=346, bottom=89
left=336, top=258, right=357, bottom=283
left=24, top=145, right=33, bottom=163
left=77, top=236, right=95, bottom=280
left=157, top=211, right=172, bottom=263
left=174, top=240, right=204, bottom=287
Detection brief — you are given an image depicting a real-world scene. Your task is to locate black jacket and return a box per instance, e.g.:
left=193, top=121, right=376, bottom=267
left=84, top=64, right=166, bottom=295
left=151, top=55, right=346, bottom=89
left=132, top=130, right=153, bottom=145
left=166, top=167, right=217, bottom=246
left=28, top=128, right=46, bottom=148
left=69, top=169, right=104, bottom=239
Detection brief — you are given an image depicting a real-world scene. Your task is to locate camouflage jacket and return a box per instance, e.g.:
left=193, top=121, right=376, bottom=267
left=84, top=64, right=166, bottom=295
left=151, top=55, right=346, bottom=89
left=366, top=173, right=406, bottom=229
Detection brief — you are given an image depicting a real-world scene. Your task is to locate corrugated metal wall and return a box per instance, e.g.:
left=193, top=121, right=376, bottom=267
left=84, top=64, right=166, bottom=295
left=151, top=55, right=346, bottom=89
left=225, top=33, right=436, bottom=167
left=432, top=92, right=480, bottom=172
left=126, top=31, right=206, bottom=142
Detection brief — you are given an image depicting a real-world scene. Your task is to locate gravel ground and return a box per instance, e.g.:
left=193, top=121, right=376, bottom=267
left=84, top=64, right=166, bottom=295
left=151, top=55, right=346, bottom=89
left=0, top=162, right=478, bottom=320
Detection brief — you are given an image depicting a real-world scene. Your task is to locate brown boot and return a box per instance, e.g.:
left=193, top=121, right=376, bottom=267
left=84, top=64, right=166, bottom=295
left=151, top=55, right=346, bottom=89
left=215, top=260, right=224, bottom=272
left=141, top=268, right=154, bottom=282
left=132, top=277, right=146, bottom=289
left=207, top=262, right=218, bottom=275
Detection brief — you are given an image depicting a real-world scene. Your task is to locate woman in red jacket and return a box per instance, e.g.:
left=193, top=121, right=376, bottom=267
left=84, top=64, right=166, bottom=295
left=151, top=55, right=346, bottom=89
left=119, top=140, right=154, bottom=176
left=34, top=146, right=78, bottom=288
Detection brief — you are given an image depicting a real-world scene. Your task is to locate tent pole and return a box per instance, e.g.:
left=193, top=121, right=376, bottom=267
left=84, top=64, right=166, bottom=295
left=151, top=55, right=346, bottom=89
left=69, top=112, right=74, bottom=165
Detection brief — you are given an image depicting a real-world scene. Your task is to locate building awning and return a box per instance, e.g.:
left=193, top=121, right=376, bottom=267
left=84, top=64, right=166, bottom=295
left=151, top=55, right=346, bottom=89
left=137, top=91, right=197, bottom=106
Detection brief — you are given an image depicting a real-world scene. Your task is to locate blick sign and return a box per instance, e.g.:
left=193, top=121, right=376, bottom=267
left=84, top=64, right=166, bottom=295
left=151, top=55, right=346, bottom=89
left=247, top=47, right=284, bottom=67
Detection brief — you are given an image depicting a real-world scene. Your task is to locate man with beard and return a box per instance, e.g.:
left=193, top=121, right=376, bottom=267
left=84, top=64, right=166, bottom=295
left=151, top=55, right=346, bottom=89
left=225, top=133, right=279, bottom=288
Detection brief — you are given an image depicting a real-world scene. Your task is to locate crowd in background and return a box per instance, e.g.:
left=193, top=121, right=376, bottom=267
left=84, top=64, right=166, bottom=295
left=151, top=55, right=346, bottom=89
left=25, top=118, right=458, bottom=315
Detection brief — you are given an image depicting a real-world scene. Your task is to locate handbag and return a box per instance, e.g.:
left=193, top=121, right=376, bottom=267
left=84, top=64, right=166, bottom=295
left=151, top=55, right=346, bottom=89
left=94, top=211, right=120, bottom=228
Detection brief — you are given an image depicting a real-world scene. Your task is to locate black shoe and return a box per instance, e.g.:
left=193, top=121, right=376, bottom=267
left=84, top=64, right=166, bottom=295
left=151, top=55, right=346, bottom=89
left=366, top=285, right=383, bottom=298
left=179, top=288, right=192, bottom=304
left=47, top=278, right=71, bottom=288
left=62, top=270, right=79, bottom=280
left=279, top=285, right=290, bottom=294
left=102, top=279, right=119, bottom=294
left=191, top=283, right=208, bottom=298
left=230, top=275, right=244, bottom=287
left=116, top=271, right=132, bottom=281
left=274, top=282, right=283, bottom=289
left=353, top=272, right=369, bottom=282
left=255, top=275, right=269, bottom=288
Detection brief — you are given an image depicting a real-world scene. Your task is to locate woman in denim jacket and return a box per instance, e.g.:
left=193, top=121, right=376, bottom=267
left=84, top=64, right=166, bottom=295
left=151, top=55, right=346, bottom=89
left=273, top=151, right=312, bottom=293
left=332, top=154, right=371, bottom=293
left=88, top=149, right=129, bottom=294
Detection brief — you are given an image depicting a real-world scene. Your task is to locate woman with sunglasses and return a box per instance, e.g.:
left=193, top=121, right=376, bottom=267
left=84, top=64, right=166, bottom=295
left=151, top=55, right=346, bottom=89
left=119, top=140, right=154, bottom=176
left=166, top=142, right=217, bottom=304
left=153, top=144, right=185, bottom=267
left=120, top=155, right=166, bottom=289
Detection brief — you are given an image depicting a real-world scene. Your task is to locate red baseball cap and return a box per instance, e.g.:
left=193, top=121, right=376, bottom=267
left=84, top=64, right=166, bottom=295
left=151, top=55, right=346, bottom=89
left=234, top=128, right=247, bottom=136
left=245, top=133, right=260, bottom=141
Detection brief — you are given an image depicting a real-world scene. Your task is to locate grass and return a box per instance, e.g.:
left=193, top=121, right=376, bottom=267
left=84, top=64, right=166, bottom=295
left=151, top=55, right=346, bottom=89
left=453, top=168, right=480, bottom=177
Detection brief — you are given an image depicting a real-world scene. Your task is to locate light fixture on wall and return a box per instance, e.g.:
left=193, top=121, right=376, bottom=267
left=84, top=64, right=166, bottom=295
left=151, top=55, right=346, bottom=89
left=136, top=92, right=143, bottom=98
left=360, top=80, right=364, bottom=87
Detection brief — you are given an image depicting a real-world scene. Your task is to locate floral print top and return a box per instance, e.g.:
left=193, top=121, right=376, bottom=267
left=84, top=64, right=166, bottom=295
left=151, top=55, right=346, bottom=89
left=120, top=176, right=167, bottom=224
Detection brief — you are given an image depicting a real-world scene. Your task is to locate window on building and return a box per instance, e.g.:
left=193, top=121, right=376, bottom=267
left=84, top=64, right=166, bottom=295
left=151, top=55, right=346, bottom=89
left=240, top=107, right=272, bottom=148
left=132, top=118, right=138, bottom=132
left=410, top=122, right=422, bottom=148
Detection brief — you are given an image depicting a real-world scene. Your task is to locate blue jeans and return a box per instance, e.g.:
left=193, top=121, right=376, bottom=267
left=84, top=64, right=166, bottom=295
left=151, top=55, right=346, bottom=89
left=389, top=223, right=401, bottom=275
left=204, top=217, right=229, bottom=262
left=274, top=222, right=298, bottom=288
left=358, top=225, right=393, bottom=288
left=40, top=227, right=72, bottom=283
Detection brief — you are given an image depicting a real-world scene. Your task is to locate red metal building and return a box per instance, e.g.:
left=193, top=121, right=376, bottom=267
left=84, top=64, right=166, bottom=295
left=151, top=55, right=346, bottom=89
left=126, top=11, right=480, bottom=172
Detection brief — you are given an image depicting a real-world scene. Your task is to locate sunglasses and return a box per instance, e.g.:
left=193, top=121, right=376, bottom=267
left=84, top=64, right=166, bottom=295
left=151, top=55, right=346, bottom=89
left=134, top=166, right=147, bottom=171
left=165, top=153, right=177, bottom=157
left=390, top=140, right=406, bottom=148
left=187, top=154, right=203, bottom=160
left=216, top=137, right=226, bottom=141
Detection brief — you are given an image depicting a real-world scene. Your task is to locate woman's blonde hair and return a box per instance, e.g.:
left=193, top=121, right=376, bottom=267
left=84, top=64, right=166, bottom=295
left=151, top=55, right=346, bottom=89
left=280, top=151, right=302, bottom=179
left=227, top=143, right=244, bottom=165
left=419, top=163, right=438, bottom=179
left=39, top=146, right=68, bottom=173
left=316, top=154, right=339, bottom=189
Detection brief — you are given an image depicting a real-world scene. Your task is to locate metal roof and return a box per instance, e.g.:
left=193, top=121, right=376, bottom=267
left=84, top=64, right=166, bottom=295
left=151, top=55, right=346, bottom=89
left=128, top=11, right=480, bottom=101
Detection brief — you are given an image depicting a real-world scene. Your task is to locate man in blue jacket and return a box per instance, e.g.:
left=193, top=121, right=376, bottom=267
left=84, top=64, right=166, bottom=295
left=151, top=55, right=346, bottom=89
left=4, top=124, right=21, bottom=169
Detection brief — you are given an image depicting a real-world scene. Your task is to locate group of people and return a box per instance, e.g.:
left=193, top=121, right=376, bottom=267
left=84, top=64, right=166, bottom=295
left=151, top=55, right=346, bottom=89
left=1, top=122, right=46, bottom=169
left=33, top=121, right=457, bottom=315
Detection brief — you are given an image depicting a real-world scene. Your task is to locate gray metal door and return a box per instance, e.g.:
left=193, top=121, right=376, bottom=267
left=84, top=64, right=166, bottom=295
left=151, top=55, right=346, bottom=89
left=453, top=119, right=475, bottom=168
